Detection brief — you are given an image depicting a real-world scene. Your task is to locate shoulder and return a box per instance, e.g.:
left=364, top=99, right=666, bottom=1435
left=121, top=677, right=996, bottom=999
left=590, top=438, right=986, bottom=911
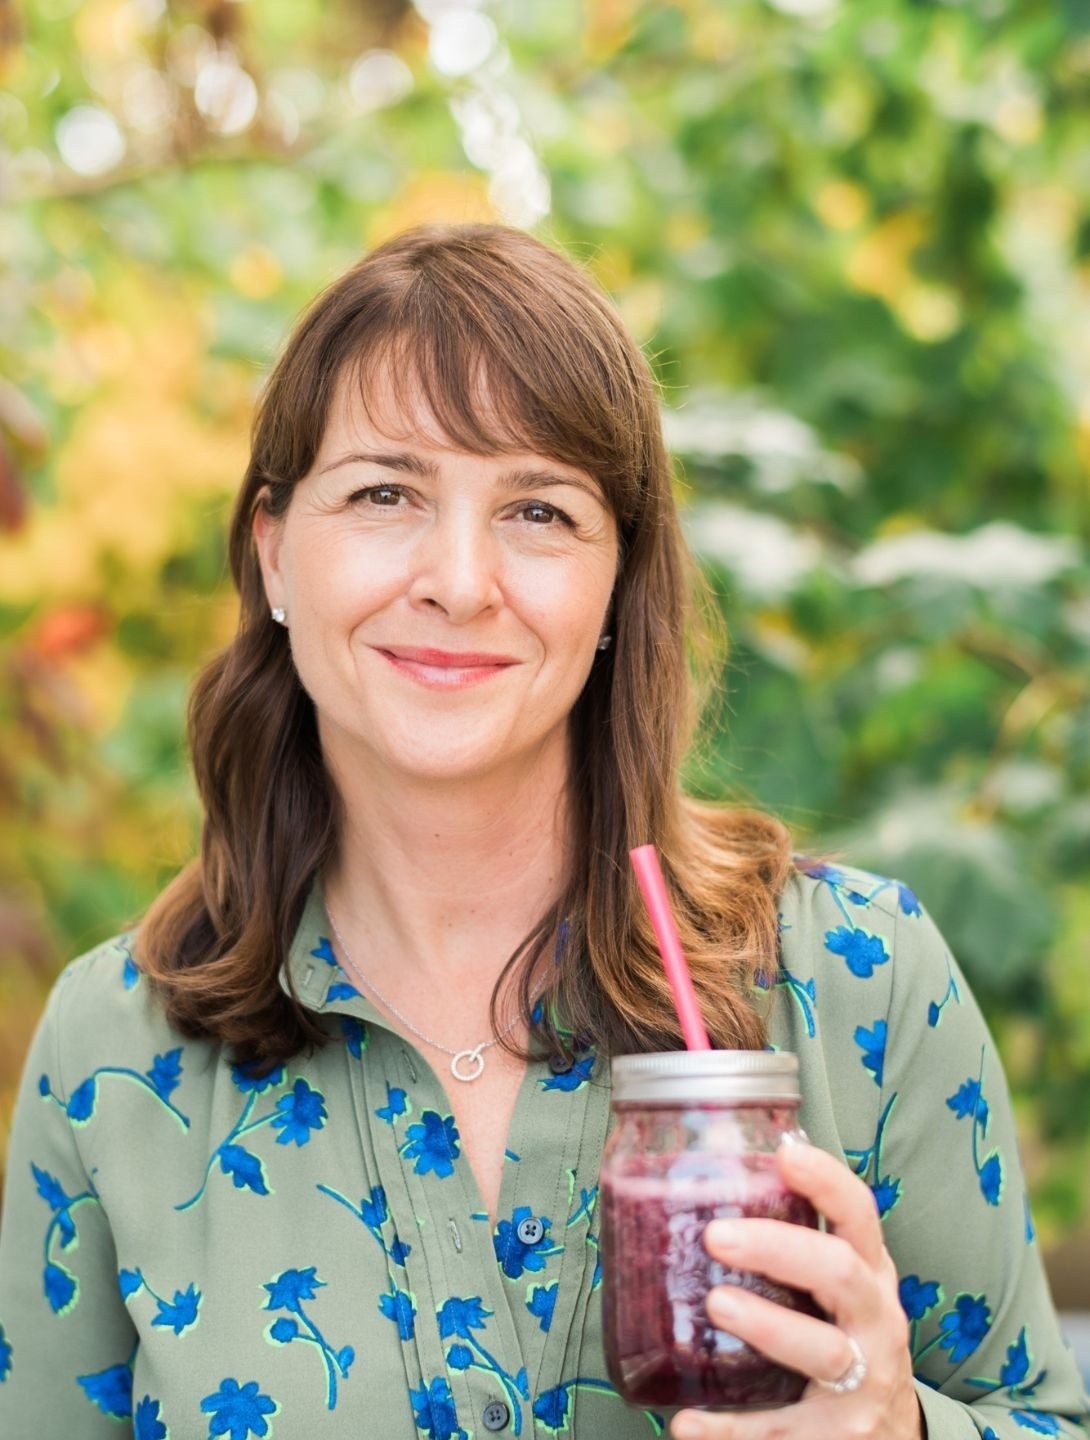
left=37, top=928, right=212, bottom=1104
left=777, top=856, right=953, bottom=1005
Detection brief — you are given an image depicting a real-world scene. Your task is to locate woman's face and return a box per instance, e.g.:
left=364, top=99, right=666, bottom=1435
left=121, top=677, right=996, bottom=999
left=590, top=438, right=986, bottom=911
left=252, top=368, right=620, bottom=788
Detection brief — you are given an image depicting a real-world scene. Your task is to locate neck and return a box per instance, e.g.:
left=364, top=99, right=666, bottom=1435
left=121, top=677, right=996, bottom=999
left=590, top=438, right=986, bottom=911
left=320, top=732, right=572, bottom=990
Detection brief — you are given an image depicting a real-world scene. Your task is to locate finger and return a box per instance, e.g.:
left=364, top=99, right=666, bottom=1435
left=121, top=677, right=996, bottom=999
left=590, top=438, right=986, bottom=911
left=775, top=1137, right=887, bottom=1269
left=704, top=1216, right=880, bottom=1326
left=704, top=1280, right=861, bottom=1386
left=670, top=1394, right=855, bottom=1440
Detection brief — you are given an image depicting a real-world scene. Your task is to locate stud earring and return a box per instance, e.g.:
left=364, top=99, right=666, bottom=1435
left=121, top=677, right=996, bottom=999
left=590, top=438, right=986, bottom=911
left=271, top=607, right=287, bottom=625
left=596, top=634, right=612, bottom=651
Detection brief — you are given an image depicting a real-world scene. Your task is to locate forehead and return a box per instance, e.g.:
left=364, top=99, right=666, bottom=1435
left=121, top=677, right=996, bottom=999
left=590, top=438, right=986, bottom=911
left=317, top=361, right=601, bottom=489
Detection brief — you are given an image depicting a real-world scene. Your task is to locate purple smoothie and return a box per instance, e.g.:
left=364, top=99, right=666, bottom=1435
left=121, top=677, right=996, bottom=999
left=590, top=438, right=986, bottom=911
left=601, top=1155, right=824, bottom=1409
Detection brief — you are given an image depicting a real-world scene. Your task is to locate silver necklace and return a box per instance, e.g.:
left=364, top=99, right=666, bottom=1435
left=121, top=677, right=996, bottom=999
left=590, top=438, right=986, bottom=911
left=324, top=906, right=538, bottom=1082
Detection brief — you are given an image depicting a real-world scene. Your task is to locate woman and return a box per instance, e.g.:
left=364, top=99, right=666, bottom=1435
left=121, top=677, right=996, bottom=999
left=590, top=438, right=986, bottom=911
left=0, top=224, right=1086, bottom=1440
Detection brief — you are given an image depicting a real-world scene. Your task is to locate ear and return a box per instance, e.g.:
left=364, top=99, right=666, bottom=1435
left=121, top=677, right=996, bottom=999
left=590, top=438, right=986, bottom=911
left=251, top=485, right=287, bottom=614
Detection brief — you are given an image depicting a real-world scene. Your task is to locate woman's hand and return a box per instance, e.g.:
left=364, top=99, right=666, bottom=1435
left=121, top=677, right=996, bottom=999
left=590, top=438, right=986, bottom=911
left=670, top=1139, right=925, bottom=1440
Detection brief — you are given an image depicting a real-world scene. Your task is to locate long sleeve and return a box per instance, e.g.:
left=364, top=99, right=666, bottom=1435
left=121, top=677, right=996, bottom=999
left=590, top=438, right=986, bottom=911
left=879, top=891, right=1089, bottom=1438
left=0, top=955, right=139, bottom=1435
left=776, top=861, right=1089, bottom=1439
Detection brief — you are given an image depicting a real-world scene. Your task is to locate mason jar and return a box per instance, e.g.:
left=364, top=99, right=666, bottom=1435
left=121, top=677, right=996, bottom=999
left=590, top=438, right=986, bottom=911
left=600, top=1050, right=823, bottom=1410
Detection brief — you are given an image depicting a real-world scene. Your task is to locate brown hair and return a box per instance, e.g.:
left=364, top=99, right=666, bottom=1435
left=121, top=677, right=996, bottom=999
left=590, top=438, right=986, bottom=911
left=137, top=223, right=797, bottom=1070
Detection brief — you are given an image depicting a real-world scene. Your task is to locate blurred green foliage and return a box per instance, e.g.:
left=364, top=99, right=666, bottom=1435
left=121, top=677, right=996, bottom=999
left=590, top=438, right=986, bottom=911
left=1, top=0, right=1088, bottom=1239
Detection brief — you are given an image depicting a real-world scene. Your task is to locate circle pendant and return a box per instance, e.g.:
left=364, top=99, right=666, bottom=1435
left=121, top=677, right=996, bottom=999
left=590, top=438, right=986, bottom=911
left=451, top=1047, right=485, bottom=1082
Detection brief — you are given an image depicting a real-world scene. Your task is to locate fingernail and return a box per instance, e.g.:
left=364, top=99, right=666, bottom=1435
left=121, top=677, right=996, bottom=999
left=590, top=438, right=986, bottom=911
left=778, top=1131, right=815, bottom=1163
left=705, top=1219, right=744, bottom=1252
left=672, top=1414, right=706, bottom=1440
left=708, top=1285, right=742, bottom=1322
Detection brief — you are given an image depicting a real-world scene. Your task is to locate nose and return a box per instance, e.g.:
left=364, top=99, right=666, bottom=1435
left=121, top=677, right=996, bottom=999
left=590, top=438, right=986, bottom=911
left=405, top=507, right=504, bottom=624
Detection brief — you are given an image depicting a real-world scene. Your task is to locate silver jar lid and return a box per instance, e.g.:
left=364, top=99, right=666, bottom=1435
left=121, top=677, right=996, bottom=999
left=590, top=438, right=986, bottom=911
left=611, top=1049, right=800, bottom=1104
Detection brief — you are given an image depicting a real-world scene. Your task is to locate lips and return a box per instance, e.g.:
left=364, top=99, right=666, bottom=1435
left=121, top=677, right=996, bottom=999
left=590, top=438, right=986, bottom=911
left=376, top=646, right=519, bottom=668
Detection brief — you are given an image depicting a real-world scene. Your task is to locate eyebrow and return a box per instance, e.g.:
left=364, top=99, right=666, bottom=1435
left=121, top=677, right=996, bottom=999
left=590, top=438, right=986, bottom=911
left=316, top=449, right=605, bottom=502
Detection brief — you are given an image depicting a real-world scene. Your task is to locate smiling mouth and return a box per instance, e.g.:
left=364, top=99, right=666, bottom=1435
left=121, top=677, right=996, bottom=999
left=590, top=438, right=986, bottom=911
left=374, top=647, right=518, bottom=689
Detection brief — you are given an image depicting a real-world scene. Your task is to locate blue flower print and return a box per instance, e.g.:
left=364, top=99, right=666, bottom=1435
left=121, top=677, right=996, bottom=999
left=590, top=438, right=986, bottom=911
left=494, top=1206, right=562, bottom=1279
left=379, top=1285, right=416, bottom=1340
left=899, top=1276, right=941, bottom=1321
left=927, top=949, right=961, bottom=1028
left=871, top=1176, right=901, bottom=1216
left=376, top=1084, right=410, bottom=1124
left=899, top=1275, right=942, bottom=1357
left=147, top=1049, right=184, bottom=1102
left=0, top=1322, right=11, bottom=1383
left=527, top=1283, right=558, bottom=1332
left=533, top=1385, right=570, bottom=1431
left=1000, top=1328, right=1033, bottom=1390
left=311, top=937, right=362, bottom=1000
left=264, top=1266, right=323, bottom=1310
left=796, top=859, right=845, bottom=885
left=854, top=1020, right=886, bottom=1086
left=178, top=1068, right=325, bottom=1211
left=78, top=1360, right=133, bottom=1418
left=134, top=1395, right=168, bottom=1440
left=44, top=1262, right=77, bottom=1313
left=200, top=1378, right=278, bottom=1439
left=230, top=1061, right=285, bottom=1094
left=66, top=1078, right=96, bottom=1122
left=39, top=1049, right=190, bottom=1132
left=318, top=1183, right=413, bottom=1268
left=844, top=1095, right=902, bottom=1219
left=33, top=1163, right=99, bottom=1315
left=531, top=1378, right=659, bottom=1436
left=540, top=1054, right=596, bottom=1093
left=410, top=1376, right=468, bottom=1440
left=155, top=1284, right=201, bottom=1334
left=1012, top=1413, right=1061, bottom=1435
left=947, top=1078, right=988, bottom=1126
left=437, top=1295, right=491, bottom=1339
left=896, top=882, right=922, bottom=916
left=270, top=1079, right=328, bottom=1146
left=120, top=1268, right=202, bottom=1335
left=218, top=1146, right=270, bottom=1197
left=340, top=1016, right=368, bottom=1058
left=264, top=1267, right=353, bottom=1410
left=979, top=1154, right=1003, bottom=1206
left=566, top=1181, right=598, bottom=1231
left=934, top=1293, right=992, bottom=1365
left=964, top=1326, right=1048, bottom=1402
left=312, top=936, right=338, bottom=966
left=824, top=925, right=890, bottom=979
left=946, top=1048, right=1004, bottom=1208
left=399, top=1110, right=461, bottom=1179
left=773, top=970, right=817, bottom=1038
left=436, top=1297, right=529, bottom=1432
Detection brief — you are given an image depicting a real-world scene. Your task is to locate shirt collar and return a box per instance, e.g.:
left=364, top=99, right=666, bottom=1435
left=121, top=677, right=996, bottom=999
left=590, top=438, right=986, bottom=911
left=278, top=875, right=382, bottom=1023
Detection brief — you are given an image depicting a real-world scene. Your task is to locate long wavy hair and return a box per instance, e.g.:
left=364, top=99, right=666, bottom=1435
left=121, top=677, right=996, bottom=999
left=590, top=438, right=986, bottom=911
left=137, top=222, right=797, bottom=1071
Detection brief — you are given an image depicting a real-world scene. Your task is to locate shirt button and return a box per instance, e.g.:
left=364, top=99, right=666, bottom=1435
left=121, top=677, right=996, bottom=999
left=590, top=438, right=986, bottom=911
left=548, top=1054, right=572, bottom=1075
left=482, top=1399, right=510, bottom=1431
left=516, top=1216, right=545, bottom=1245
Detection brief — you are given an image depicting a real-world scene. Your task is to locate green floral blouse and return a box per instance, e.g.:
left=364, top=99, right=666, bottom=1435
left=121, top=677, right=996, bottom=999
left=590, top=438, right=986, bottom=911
left=1, top=859, right=1088, bottom=1439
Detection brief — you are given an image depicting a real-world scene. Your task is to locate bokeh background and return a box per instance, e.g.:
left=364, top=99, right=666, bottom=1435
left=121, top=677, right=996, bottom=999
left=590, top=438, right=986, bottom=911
left=1, top=0, right=1088, bottom=1304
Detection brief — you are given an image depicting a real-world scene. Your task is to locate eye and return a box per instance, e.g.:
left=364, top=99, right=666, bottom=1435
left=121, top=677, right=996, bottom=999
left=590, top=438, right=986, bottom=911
left=518, top=500, right=573, bottom=527
left=350, top=484, right=405, bottom=507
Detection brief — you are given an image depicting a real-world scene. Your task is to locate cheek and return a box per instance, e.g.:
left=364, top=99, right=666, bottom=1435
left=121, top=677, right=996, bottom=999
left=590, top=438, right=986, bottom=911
left=287, top=532, right=404, bottom=626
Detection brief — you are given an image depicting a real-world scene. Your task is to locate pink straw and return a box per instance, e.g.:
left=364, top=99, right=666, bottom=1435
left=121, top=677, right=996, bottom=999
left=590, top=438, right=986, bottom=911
left=629, top=844, right=712, bottom=1051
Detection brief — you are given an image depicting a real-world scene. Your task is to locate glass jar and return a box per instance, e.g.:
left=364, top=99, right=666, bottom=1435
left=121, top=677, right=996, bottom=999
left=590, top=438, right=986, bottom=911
left=600, top=1050, right=823, bottom=1411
